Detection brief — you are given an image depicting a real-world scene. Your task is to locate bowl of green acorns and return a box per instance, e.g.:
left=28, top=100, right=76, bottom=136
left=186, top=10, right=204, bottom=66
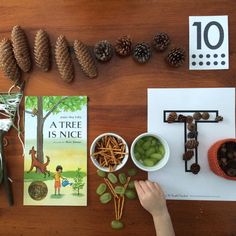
left=131, top=133, right=170, bottom=172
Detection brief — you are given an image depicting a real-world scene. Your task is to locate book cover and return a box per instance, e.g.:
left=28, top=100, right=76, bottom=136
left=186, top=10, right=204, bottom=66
left=24, top=96, right=87, bottom=206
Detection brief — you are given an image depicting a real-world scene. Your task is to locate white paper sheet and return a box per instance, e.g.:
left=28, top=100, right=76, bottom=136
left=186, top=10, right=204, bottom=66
left=148, top=88, right=236, bottom=201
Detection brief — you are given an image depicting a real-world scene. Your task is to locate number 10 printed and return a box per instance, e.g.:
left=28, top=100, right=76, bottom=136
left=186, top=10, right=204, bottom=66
left=189, top=16, right=228, bottom=70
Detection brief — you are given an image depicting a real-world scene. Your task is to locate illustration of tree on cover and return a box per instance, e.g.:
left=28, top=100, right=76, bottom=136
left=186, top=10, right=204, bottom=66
left=25, top=96, right=87, bottom=167
left=72, top=168, right=86, bottom=195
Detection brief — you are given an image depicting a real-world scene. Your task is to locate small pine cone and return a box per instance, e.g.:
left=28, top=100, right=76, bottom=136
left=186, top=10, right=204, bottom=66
left=215, top=115, right=223, bottom=122
left=55, top=35, right=74, bottom=83
left=188, top=131, right=198, bottom=139
left=185, top=139, right=199, bottom=149
left=153, top=32, right=170, bottom=52
left=183, top=150, right=194, bottom=161
left=34, top=29, right=51, bottom=72
left=187, top=123, right=196, bottom=132
left=167, top=112, right=177, bottom=123
left=193, top=112, right=202, bottom=121
left=166, top=47, right=185, bottom=67
left=115, top=35, right=132, bottom=57
left=201, top=112, right=210, bottom=120
left=178, top=114, right=187, bottom=122
left=190, top=163, right=201, bottom=174
left=133, top=43, right=151, bottom=64
left=186, top=115, right=193, bottom=124
left=74, top=40, right=98, bottom=79
left=0, top=39, right=21, bottom=82
left=11, top=25, right=31, bottom=72
left=94, top=40, right=113, bottom=62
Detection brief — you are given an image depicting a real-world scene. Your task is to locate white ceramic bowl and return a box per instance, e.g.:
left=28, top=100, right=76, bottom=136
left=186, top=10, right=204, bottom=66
left=90, top=132, right=129, bottom=172
left=130, top=132, right=170, bottom=172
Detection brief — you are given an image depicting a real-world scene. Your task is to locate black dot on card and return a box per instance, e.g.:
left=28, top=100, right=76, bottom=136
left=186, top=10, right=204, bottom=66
left=206, top=54, right=210, bottom=58
left=206, top=61, right=210, bottom=65
left=192, top=54, right=196, bottom=58
left=199, top=54, right=203, bottom=58
left=199, top=62, right=203, bottom=66
left=214, top=61, right=218, bottom=65
left=221, top=61, right=226, bottom=65
left=214, top=54, right=218, bottom=58
left=192, top=62, right=196, bottom=66
left=221, top=54, right=225, bottom=58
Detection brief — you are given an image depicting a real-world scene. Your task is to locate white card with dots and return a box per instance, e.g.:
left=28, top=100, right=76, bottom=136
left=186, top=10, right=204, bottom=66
left=189, top=15, right=228, bottom=70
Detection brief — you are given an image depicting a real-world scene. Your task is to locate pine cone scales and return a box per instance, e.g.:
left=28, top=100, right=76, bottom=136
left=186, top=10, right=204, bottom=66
left=133, top=43, right=151, bottom=64
left=94, top=40, right=113, bottom=62
left=55, top=35, right=74, bottom=83
left=34, top=29, right=51, bottom=72
left=0, top=39, right=21, bottom=82
left=166, top=47, right=185, bottom=67
left=11, top=25, right=31, bottom=72
left=153, top=32, right=170, bottom=51
left=74, top=40, right=97, bottom=78
left=115, top=35, right=132, bottom=57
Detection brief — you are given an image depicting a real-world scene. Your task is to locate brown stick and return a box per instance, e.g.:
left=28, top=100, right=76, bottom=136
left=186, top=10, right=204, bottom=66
left=117, top=197, right=121, bottom=220
left=104, top=178, right=118, bottom=198
left=119, top=195, right=125, bottom=220
left=114, top=197, right=118, bottom=220
left=124, top=176, right=131, bottom=191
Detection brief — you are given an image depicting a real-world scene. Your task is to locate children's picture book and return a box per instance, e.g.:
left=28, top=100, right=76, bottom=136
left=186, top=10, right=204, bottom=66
left=24, top=96, right=87, bottom=206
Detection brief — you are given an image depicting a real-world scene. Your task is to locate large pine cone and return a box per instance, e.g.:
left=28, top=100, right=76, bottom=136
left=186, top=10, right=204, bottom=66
left=115, top=35, right=132, bottom=57
left=55, top=35, right=74, bottom=83
left=34, top=29, right=51, bottom=72
left=0, top=39, right=21, bottom=82
left=166, top=47, right=185, bottom=67
left=11, top=25, right=31, bottom=72
left=74, top=40, right=97, bottom=78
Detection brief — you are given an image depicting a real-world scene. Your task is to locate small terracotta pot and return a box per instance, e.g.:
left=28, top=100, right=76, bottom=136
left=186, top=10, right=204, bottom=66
left=208, top=138, right=236, bottom=181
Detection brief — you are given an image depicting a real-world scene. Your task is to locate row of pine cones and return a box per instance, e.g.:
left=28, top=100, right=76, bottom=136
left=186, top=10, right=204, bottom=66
left=0, top=26, right=185, bottom=83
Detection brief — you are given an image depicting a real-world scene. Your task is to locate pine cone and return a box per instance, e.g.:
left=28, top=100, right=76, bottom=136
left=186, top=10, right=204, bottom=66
left=153, top=32, right=170, bottom=52
left=74, top=40, right=97, bottom=79
left=94, top=40, right=113, bottom=62
left=55, top=35, right=74, bottom=83
left=201, top=112, right=210, bottom=120
left=34, top=29, right=51, bottom=72
left=133, top=43, right=151, bottom=64
left=193, top=112, right=202, bottom=121
left=167, top=112, right=177, bottom=123
left=0, top=39, right=21, bottom=82
left=185, top=139, right=199, bottom=149
left=115, top=35, right=132, bottom=57
left=183, top=150, right=194, bottom=161
left=190, top=163, right=201, bottom=174
left=215, top=115, right=223, bottom=122
left=166, top=47, right=185, bottom=67
left=11, top=25, right=31, bottom=72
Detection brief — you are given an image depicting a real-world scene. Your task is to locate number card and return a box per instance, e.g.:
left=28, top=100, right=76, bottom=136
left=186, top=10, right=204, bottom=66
left=189, top=15, right=228, bottom=70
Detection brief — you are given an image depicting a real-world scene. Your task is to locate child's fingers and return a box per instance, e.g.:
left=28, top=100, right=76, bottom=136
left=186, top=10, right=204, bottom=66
left=154, top=182, right=165, bottom=197
left=134, top=181, right=145, bottom=197
left=139, top=180, right=151, bottom=193
left=145, top=180, right=156, bottom=192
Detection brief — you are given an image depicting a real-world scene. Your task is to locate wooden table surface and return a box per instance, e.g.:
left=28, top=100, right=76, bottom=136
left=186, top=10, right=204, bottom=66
left=0, top=1, right=236, bottom=235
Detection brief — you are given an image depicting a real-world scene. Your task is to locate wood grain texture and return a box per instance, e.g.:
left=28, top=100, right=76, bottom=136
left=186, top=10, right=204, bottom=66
left=0, top=1, right=236, bottom=235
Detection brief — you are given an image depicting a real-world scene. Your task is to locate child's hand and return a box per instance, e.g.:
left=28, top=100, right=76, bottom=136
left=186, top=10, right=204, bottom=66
left=134, top=180, right=168, bottom=218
